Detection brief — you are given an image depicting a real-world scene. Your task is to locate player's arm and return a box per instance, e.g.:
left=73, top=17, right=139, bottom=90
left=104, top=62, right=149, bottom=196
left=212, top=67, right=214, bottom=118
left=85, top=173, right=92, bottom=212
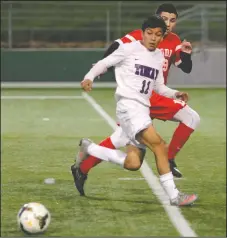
left=174, top=39, right=192, bottom=73
left=154, top=60, right=189, bottom=102
left=178, top=51, right=192, bottom=73
left=154, top=69, right=179, bottom=98
left=81, top=45, right=126, bottom=92
left=101, top=41, right=120, bottom=72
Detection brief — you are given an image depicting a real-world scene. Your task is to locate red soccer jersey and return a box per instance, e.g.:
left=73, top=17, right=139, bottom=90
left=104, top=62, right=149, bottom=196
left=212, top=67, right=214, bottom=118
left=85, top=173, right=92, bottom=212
left=116, top=29, right=182, bottom=85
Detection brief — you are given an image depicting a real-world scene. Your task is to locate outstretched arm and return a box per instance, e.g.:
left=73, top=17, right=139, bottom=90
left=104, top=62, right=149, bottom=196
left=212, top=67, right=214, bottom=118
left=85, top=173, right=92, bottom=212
left=81, top=45, right=126, bottom=92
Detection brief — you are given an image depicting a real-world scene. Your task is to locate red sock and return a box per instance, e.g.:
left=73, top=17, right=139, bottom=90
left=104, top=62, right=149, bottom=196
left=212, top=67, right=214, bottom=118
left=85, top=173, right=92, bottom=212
left=80, top=137, right=115, bottom=174
left=168, top=123, right=194, bottom=160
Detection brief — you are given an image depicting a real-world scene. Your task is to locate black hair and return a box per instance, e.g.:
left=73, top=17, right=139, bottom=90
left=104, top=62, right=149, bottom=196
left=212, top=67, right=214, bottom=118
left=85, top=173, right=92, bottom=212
left=141, top=15, right=167, bottom=35
left=155, top=3, right=178, bottom=18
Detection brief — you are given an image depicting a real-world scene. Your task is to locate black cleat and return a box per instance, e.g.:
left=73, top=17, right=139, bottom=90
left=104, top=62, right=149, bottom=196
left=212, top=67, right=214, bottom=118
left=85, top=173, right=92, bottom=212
left=71, top=138, right=92, bottom=196
left=169, top=159, right=183, bottom=178
left=71, top=165, right=87, bottom=196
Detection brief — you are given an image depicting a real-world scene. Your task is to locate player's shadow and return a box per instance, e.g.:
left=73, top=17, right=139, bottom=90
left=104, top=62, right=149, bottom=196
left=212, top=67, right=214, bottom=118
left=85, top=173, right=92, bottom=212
left=85, top=195, right=198, bottom=212
left=85, top=195, right=160, bottom=213
left=86, top=195, right=154, bottom=204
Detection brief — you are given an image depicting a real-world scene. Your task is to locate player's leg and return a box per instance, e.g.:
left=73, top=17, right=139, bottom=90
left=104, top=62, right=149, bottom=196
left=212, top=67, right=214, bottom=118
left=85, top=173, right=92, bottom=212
left=75, top=97, right=198, bottom=205
left=136, top=124, right=197, bottom=205
left=117, top=97, right=197, bottom=205
left=71, top=138, right=110, bottom=196
left=73, top=137, right=113, bottom=175
left=71, top=126, right=129, bottom=195
left=150, top=93, right=200, bottom=177
left=168, top=104, right=200, bottom=173
left=78, top=126, right=128, bottom=174
left=124, top=144, right=146, bottom=170
left=77, top=137, right=145, bottom=171
left=81, top=123, right=197, bottom=205
left=137, top=126, right=169, bottom=174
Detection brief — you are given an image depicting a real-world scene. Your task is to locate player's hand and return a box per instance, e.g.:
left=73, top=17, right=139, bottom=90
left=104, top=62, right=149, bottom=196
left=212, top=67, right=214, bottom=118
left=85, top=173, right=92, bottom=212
left=81, top=79, right=93, bottom=92
left=181, top=39, right=192, bottom=54
left=175, top=91, right=189, bottom=102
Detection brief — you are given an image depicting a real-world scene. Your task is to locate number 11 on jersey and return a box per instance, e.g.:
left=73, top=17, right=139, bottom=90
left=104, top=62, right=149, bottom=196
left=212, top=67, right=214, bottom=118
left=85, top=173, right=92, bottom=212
left=140, top=80, right=151, bottom=94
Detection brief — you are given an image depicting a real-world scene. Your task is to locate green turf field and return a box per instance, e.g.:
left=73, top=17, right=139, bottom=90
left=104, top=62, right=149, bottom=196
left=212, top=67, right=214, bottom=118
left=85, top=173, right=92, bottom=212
left=1, top=88, right=226, bottom=237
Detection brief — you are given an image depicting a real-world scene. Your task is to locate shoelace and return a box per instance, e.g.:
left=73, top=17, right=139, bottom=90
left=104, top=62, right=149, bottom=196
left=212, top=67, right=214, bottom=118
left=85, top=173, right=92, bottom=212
left=178, top=192, right=191, bottom=202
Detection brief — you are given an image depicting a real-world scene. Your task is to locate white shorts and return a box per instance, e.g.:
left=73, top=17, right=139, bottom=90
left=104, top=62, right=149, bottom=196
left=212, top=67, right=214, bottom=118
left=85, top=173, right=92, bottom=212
left=110, top=126, right=130, bottom=148
left=116, top=97, right=152, bottom=148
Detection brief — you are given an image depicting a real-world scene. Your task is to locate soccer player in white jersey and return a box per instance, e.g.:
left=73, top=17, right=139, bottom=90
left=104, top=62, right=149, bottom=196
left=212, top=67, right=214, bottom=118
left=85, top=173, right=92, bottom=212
left=78, top=15, right=198, bottom=206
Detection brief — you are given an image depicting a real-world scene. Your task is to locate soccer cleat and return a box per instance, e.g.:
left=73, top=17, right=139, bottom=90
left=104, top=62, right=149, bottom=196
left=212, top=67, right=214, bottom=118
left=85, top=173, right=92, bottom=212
left=170, top=192, right=198, bottom=206
left=71, top=138, right=93, bottom=196
left=71, top=165, right=87, bottom=196
left=169, top=159, right=183, bottom=178
left=74, top=138, right=93, bottom=168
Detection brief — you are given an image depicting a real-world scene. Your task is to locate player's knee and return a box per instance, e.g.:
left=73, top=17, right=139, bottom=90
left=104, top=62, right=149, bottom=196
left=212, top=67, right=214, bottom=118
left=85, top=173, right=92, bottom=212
left=125, top=162, right=141, bottom=171
left=186, top=108, right=200, bottom=130
left=124, top=155, right=142, bottom=171
left=192, top=110, right=200, bottom=129
left=177, top=106, right=201, bottom=130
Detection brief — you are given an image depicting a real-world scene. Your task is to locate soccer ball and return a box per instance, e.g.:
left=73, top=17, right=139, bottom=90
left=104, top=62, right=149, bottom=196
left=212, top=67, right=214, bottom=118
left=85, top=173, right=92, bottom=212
left=17, top=202, right=51, bottom=234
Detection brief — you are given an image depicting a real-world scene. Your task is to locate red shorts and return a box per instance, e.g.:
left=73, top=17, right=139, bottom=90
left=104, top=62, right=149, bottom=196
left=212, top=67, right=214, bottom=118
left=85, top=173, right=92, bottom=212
left=149, top=91, right=187, bottom=121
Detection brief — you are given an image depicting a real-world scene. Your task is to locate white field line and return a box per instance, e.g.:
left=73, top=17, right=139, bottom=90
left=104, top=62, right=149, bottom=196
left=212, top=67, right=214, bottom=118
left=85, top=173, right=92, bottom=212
left=1, top=95, right=84, bottom=100
left=82, top=92, right=197, bottom=237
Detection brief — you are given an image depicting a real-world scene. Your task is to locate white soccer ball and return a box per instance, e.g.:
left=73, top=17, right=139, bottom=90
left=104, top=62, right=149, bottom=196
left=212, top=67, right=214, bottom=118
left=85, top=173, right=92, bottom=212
left=17, top=202, right=51, bottom=234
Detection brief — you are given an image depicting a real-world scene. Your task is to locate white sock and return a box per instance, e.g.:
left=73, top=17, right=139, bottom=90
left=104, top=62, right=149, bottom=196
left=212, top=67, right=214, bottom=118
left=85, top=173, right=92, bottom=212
left=160, top=172, right=179, bottom=200
left=87, top=143, right=126, bottom=167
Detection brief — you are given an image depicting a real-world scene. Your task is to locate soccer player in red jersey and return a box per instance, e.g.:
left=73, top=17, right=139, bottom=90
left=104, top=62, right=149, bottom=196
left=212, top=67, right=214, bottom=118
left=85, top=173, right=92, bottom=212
left=71, top=3, right=200, bottom=196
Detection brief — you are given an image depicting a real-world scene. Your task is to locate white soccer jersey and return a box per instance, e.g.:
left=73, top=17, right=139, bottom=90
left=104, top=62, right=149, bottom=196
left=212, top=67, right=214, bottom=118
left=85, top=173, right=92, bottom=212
left=84, top=41, right=178, bottom=106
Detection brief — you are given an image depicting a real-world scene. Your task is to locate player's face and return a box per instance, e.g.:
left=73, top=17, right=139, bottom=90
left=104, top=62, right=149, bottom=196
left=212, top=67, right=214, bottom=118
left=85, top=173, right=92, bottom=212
left=160, top=12, right=177, bottom=34
left=142, top=27, right=164, bottom=51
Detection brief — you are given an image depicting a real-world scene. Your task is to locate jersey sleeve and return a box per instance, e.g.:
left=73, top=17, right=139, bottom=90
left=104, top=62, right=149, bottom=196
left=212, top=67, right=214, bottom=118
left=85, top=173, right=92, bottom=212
left=115, top=29, right=142, bottom=45
left=101, top=44, right=127, bottom=68
left=173, top=35, right=182, bottom=66
left=84, top=45, right=126, bottom=81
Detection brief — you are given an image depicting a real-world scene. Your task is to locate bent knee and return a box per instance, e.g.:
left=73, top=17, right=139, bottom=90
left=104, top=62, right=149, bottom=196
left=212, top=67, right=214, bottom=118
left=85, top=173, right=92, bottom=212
left=124, top=156, right=142, bottom=171
left=178, top=106, right=201, bottom=130
left=187, top=109, right=200, bottom=130
left=192, top=110, right=200, bottom=129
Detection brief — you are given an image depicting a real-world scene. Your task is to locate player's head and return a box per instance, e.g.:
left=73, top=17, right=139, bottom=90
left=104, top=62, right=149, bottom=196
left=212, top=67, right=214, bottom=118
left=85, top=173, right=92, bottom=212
left=155, top=3, right=178, bottom=34
left=141, top=15, right=167, bottom=51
